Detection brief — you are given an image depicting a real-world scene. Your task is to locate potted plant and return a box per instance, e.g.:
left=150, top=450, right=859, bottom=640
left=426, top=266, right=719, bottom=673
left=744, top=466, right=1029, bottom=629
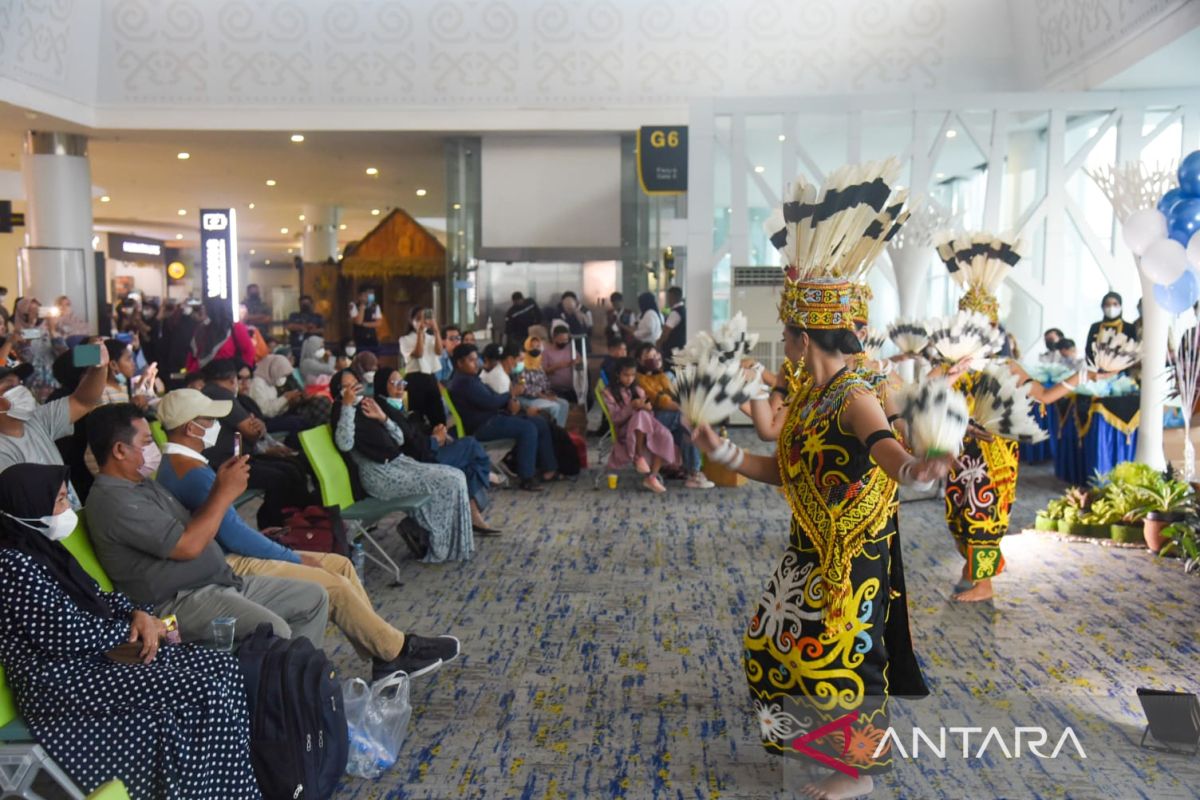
left=1036, top=499, right=1065, bottom=531
left=1158, top=518, right=1200, bottom=574
left=1057, top=488, right=1092, bottom=536
left=1132, top=478, right=1195, bottom=553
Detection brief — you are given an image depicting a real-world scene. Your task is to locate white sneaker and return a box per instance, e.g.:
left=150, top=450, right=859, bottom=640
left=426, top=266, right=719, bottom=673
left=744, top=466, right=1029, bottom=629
left=685, top=474, right=715, bottom=489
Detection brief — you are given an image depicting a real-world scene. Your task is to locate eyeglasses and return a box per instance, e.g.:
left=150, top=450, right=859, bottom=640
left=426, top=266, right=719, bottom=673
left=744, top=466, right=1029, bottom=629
left=388, top=378, right=406, bottom=387
left=447, top=335, right=462, bottom=342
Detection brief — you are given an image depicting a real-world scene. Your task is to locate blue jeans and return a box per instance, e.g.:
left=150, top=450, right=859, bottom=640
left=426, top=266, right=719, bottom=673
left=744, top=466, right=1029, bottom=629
left=655, top=410, right=701, bottom=472
left=518, top=396, right=569, bottom=427
left=475, top=414, right=558, bottom=479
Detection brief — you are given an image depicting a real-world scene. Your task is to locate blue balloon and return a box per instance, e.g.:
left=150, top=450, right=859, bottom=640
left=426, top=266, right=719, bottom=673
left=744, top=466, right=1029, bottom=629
left=1154, top=268, right=1200, bottom=314
left=1159, top=187, right=1185, bottom=216
left=1168, top=197, right=1200, bottom=246
left=1180, top=150, right=1200, bottom=197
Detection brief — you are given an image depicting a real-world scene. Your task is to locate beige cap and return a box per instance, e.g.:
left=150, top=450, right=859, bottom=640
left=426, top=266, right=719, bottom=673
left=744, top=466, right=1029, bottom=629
left=157, top=389, right=233, bottom=431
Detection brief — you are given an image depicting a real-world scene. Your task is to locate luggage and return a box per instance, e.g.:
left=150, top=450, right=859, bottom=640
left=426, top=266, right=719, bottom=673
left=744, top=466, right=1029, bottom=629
left=270, top=505, right=350, bottom=557
left=237, top=623, right=349, bottom=800
left=549, top=422, right=582, bottom=476
left=567, top=430, right=589, bottom=469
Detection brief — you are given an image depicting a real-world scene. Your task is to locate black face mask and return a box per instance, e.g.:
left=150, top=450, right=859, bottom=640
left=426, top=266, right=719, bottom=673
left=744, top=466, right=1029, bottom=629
left=529, top=348, right=542, bottom=357
left=555, top=340, right=569, bottom=349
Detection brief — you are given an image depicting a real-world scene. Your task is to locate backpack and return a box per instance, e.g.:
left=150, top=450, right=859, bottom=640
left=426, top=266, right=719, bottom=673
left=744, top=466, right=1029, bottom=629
left=236, top=623, right=349, bottom=800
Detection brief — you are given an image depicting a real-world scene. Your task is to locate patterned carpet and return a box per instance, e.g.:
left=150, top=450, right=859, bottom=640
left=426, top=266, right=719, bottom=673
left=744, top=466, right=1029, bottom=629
left=323, top=436, right=1200, bottom=800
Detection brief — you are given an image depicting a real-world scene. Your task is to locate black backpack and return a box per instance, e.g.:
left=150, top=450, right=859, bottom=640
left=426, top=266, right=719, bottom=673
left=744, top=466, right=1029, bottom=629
left=237, top=623, right=349, bottom=800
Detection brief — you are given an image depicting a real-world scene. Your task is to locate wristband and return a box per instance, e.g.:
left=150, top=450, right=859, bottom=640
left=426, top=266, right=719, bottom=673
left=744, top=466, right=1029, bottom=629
left=710, top=438, right=742, bottom=468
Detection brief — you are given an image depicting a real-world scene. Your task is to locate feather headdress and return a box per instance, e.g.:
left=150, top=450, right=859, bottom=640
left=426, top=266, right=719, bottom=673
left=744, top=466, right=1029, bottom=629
left=935, top=231, right=1024, bottom=324
left=895, top=378, right=970, bottom=458
left=969, top=366, right=1047, bottom=442
left=924, top=310, right=1005, bottom=368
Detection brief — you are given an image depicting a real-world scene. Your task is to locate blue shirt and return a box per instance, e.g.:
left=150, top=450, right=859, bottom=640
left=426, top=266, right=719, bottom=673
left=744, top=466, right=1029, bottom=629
left=437, top=352, right=453, bottom=383
left=447, top=372, right=509, bottom=434
left=156, top=455, right=301, bottom=564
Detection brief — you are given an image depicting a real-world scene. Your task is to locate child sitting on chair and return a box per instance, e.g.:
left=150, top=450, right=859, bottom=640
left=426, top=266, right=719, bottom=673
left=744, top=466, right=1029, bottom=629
left=602, top=358, right=676, bottom=493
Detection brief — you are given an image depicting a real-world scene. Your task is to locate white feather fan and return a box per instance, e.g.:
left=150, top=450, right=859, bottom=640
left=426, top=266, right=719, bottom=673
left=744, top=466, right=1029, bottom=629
left=895, top=378, right=970, bottom=458
left=887, top=318, right=929, bottom=355
left=671, top=317, right=769, bottom=426
left=1088, top=328, right=1140, bottom=374
left=862, top=327, right=888, bottom=360
left=924, top=310, right=1005, bottom=368
left=969, top=366, right=1048, bottom=442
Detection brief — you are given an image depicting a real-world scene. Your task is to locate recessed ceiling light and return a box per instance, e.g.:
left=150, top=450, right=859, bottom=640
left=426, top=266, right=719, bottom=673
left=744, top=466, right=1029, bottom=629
left=265, top=179, right=277, bottom=187
left=175, top=233, right=183, bottom=240
left=371, top=208, right=380, bottom=216
left=100, top=195, right=111, bottom=203
left=287, top=248, right=293, bottom=254
left=280, top=227, right=289, bottom=234
left=778, top=134, right=786, bottom=142
left=452, top=203, right=462, bottom=210
left=753, top=165, right=765, bottom=173
left=339, top=223, right=347, bottom=230
left=298, top=214, right=305, bottom=221
left=365, top=167, right=378, bottom=176
left=249, top=249, right=256, bottom=255
left=415, top=189, right=427, bottom=197
left=177, top=208, right=187, bottom=216
left=248, top=203, right=255, bottom=209
left=290, top=134, right=305, bottom=143
left=264, top=259, right=271, bottom=265
left=458, top=231, right=465, bottom=236
left=935, top=172, right=945, bottom=179
left=945, top=129, right=957, bottom=139
left=177, top=152, right=190, bottom=160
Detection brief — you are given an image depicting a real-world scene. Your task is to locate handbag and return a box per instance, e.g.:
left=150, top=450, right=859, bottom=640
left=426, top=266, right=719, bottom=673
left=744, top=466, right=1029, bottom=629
left=269, top=505, right=350, bottom=557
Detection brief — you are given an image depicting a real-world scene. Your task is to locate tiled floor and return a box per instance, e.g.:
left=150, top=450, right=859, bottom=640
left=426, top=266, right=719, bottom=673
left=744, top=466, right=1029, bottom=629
left=326, top=439, right=1200, bottom=800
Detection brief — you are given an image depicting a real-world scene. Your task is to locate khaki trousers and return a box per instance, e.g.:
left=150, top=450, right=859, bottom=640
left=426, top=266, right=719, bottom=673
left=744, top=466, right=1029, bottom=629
left=225, top=551, right=406, bottom=661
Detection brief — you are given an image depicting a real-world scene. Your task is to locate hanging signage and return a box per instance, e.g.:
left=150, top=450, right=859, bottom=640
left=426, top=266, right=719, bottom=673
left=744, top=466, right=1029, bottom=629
left=200, top=208, right=240, bottom=310
left=637, top=126, right=688, bottom=195
left=107, top=233, right=165, bottom=265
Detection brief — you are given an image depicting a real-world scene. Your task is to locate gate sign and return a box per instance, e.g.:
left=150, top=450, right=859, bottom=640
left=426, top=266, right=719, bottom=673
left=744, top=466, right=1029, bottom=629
left=200, top=208, right=239, bottom=310
left=637, top=126, right=688, bottom=195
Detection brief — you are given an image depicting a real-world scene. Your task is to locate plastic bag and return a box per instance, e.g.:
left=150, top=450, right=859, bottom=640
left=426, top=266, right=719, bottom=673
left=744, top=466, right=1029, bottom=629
left=342, top=671, right=412, bottom=778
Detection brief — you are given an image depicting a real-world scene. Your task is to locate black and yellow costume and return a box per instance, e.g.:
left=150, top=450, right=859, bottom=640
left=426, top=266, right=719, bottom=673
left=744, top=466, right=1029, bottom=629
left=945, top=371, right=1020, bottom=582
left=746, top=366, right=924, bottom=774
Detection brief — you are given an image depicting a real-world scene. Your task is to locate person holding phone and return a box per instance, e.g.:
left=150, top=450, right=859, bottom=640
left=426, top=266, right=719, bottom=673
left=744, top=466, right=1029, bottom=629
left=349, top=287, right=384, bottom=352
left=398, top=306, right=447, bottom=427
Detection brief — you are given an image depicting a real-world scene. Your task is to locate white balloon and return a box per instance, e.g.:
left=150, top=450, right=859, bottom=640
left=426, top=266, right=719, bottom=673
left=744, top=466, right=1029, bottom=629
left=1123, top=208, right=1168, bottom=256
left=1141, top=237, right=1189, bottom=285
left=1189, top=231, right=1200, bottom=269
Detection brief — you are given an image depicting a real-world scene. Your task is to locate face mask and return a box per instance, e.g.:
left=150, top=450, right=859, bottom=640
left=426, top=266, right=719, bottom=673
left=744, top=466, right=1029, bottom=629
left=181, top=306, right=193, bottom=316
left=3, top=508, right=78, bottom=542
left=292, top=368, right=303, bottom=386
left=528, top=348, right=542, bottom=357
left=345, top=347, right=357, bottom=357
left=191, top=419, right=220, bottom=450
left=115, top=373, right=128, bottom=386
left=315, top=348, right=327, bottom=359
left=513, top=362, right=525, bottom=375
left=362, top=370, right=376, bottom=384
left=1104, top=305, right=1121, bottom=320
left=366, top=294, right=376, bottom=304
left=555, top=340, right=568, bottom=349
left=2, top=385, right=36, bottom=422
left=386, top=397, right=404, bottom=411
left=142, top=309, right=154, bottom=318
left=138, top=442, right=162, bottom=478
left=276, top=376, right=289, bottom=388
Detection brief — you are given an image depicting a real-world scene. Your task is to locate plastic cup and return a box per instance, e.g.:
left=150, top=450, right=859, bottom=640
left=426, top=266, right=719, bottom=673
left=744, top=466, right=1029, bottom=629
left=212, top=616, right=237, bottom=651
left=607, top=474, right=618, bottom=490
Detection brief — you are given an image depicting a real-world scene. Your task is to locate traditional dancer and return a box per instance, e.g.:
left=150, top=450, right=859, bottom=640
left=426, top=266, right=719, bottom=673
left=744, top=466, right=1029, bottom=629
left=693, top=161, right=949, bottom=800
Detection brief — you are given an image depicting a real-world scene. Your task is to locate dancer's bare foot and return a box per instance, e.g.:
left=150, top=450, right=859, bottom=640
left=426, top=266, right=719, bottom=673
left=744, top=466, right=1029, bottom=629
left=952, top=579, right=994, bottom=602
left=801, top=773, right=874, bottom=799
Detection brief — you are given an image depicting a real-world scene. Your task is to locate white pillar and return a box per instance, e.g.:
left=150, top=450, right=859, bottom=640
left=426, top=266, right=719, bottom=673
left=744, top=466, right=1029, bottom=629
left=302, top=204, right=339, bottom=263
left=1136, top=271, right=1169, bottom=470
left=20, top=131, right=96, bottom=332
left=686, top=99, right=715, bottom=338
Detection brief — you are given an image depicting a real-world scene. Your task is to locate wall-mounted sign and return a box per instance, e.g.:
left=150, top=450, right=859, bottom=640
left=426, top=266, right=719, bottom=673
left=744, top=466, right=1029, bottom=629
left=167, top=261, right=187, bottom=281
left=199, top=208, right=239, bottom=310
left=107, top=233, right=166, bottom=265
left=637, top=126, right=688, bottom=195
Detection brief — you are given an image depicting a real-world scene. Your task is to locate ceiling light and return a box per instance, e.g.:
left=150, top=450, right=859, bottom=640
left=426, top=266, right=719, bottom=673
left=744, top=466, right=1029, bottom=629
left=290, top=134, right=305, bottom=143
left=365, top=167, right=379, bottom=176
left=415, top=188, right=427, bottom=197
left=265, top=179, right=277, bottom=186
left=935, top=172, right=945, bottom=179
left=177, top=208, right=187, bottom=216
left=753, top=165, right=765, bottom=173
left=371, top=208, right=380, bottom=216
left=778, top=134, right=786, bottom=142
left=177, top=152, right=190, bottom=160
left=945, top=129, right=957, bottom=139
left=175, top=233, right=183, bottom=240
left=100, top=195, right=111, bottom=203
left=264, top=259, right=271, bottom=265
left=339, top=223, right=347, bottom=230
left=249, top=249, right=256, bottom=255
left=280, top=227, right=289, bottom=234
left=452, top=203, right=462, bottom=210
left=298, top=214, right=306, bottom=221
left=248, top=203, right=255, bottom=209
left=287, top=248, right=293, bottom=254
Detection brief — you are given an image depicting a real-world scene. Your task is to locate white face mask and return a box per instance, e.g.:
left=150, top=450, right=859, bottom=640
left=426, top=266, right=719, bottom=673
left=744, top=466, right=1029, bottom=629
left=315, top=348, right=327, bottom=360
left=191, top=419, right=220, bottom=450
left=3, top=508, right=78, bottom=541
left=1104, top=305, right=1121, bottom=320
left=138, top=442, right=162, bottom=478
left=2, top=385, right=36, bottom=422
left=345, top=347, right=357, bottom=356
left=275, top=376, right=289, bottom=388
left=362, top=370, right=376, bottom=384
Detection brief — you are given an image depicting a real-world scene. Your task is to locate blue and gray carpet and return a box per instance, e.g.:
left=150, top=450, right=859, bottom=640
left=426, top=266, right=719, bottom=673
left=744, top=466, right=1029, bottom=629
left=323, top=439, right=1200, bottom=800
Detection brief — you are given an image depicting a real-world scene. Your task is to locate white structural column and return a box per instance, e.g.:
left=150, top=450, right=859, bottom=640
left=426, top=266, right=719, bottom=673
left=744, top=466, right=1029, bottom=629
left=20, top=131, right=96, bottom=332
left=686, top=99, right=715, bottom=338
left=302, top=204, right=340, bottom=263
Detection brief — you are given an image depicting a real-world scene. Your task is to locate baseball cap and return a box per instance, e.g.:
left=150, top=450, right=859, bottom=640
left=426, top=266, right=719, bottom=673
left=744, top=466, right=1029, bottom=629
left=0, top=363, right=34, bottom=382
left=157, top=389, right=233, bottom=431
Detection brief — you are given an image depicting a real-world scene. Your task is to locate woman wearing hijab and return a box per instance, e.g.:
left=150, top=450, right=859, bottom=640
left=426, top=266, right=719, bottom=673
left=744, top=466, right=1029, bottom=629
left=627, top=291, right=663, bottom=345
left=246, top=353, right=314, bottom=442
left=13, top=297, right=59, bottom=401
left=298, top=335, right=336, bottom=387
left=373, top=368, right=497, bottom=532
left=187, top=299, right=255, bottom=372
left=517, top=335, right=569, bottom=426
left=332, top=368, right=476, bottom=561
left=0, top=464, right=260, bottom=799
left=1084, top=291, right=1139, bottom=365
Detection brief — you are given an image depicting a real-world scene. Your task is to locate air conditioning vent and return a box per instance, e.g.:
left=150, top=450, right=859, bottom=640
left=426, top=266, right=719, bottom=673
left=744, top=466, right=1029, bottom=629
left=732, top=266, right=783, bottom=287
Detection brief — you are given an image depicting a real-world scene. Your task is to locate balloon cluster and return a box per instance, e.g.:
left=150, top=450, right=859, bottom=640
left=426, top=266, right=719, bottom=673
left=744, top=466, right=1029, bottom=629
left=1123, top=151, right=1200, bottom=314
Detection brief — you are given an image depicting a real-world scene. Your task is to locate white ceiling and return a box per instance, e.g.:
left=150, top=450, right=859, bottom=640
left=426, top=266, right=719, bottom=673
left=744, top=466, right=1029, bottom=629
left=1098, top=26, right=1200, bottom=90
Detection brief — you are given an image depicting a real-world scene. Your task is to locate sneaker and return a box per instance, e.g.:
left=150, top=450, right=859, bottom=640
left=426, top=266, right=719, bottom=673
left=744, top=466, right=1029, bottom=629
left=684, top=473, right=715, bottom=489
left=371, top=634, right=460, bottom=682
left=643, top=474, right=667, bottom=493
left=634, top=456, right=651, bottom=474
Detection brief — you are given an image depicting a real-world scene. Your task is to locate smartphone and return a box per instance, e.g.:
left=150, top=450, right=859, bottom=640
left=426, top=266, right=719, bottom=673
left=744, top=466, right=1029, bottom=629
left=20, top=327, right=43, bottom=340
left=73, top=343, right=102, bottom=367
left=37, top=306, right=59, bottom=318
left=233, top=432, right=242, bottom=458
left=425, top=309, right=433, bottom=320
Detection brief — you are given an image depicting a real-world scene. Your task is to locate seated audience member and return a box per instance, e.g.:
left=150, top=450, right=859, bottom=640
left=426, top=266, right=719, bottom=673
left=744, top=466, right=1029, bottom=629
left=156, top=390, right=458, bottom=679
left=99, top=339, right=150, bottom=410
left=437, top=325, right=462, bottom=382
left=247, top=353, right=308, bottom=436
left=0, top=463, right=260, bottom=799
left=332, top=368, right=476, bottom=561
left=462, top=330, right=477, bottom=345
left=541, top=322, right=582, bottom=404
left=84, top=403, right=330, bottom=645
left=201, top=359, right=317, bottom=528
left=0, top=345, right=109, bottom=508
left=352, top=350, right=378, bottom=391
left=634, top=343, right=713, bottom=489
left=447, top=344, right=558, bottom=491
left=298, top=335, right=336, bottom=387
left=184, top=369, right=205, bottom=391
left=47, top=352, right=95, bottom=502
left=480, top=343, right=512, bottom=394
left=373, top=368, right=497, bottom=532
left=599, top=336, right=628, bottom=386
left=603, top=358, right=677, bottom=493
left=518, top=335, right=569, bottom=427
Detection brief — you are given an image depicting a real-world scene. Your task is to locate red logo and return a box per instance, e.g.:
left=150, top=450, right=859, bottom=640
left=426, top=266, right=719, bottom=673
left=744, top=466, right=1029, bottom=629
left=789, top=711, right=861, bottom=778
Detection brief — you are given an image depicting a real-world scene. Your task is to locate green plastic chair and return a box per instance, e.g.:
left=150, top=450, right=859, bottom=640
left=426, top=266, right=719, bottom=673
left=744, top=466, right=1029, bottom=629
left=592, top=382, right=619, bottom=488
left=88, top=781, right=132, bottom=800
left=298, top=424, right=431, bottom=585
left=440, top=386, right=518, bottom=469
left=149, top=419, right=167, bottom=446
